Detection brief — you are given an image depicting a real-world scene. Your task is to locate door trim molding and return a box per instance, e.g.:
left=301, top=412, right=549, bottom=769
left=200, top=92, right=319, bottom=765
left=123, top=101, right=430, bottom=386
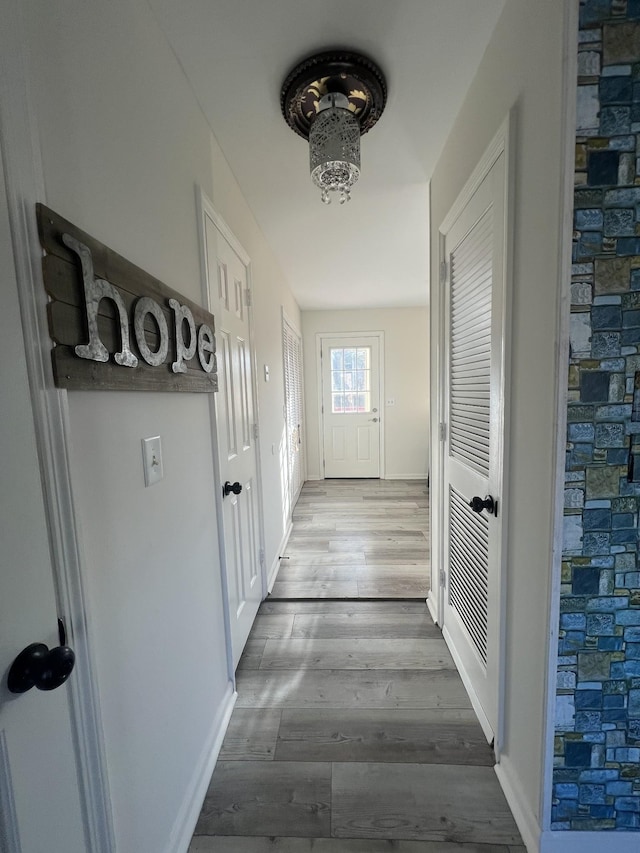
left=315, top=331, right=385, bottom=480
left=196, top=188, right=268, bottom=672
left=540, top=0, right=579, bottom=834
left=434, top=111, right=514, bottom=758
left=0, top=3, right=115, bottom=850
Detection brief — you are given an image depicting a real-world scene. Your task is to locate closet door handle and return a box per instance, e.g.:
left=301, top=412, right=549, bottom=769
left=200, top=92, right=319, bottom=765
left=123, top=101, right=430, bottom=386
left=223, top=481, right=242, bottom=497
left=7, top=642, right=75, bottom=694
left=468, top=495, right=497, bottom=516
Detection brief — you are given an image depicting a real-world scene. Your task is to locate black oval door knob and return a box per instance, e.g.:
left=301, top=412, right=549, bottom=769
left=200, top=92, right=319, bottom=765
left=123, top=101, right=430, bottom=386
left=7, top=642, right=75, bottom=694
left=223, top=481, right=243, bottom=497
left=469, top=495, right=496, bottom=515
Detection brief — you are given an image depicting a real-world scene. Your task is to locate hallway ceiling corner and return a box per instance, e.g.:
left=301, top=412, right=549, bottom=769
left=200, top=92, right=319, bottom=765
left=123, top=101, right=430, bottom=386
left=148, top=0, right=505, bottom=310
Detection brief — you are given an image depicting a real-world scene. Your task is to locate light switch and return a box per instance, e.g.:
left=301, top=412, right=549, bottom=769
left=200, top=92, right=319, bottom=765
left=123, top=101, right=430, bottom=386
left=142, top=436, right=163, bottom=487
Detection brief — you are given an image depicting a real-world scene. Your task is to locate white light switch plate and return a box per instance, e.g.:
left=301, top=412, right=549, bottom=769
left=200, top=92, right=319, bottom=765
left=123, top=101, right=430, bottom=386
left=142, top=436, right=163, bottom=487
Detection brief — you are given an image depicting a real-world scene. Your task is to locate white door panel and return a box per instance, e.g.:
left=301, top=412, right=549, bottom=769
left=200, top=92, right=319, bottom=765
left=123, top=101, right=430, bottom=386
left=442, top=151, right=506, bottom=742
left=321, top=335, right=381, bottom=478
left=0, top=153, right=86, bottom=851
left=204, top=211, right=263, bottom=670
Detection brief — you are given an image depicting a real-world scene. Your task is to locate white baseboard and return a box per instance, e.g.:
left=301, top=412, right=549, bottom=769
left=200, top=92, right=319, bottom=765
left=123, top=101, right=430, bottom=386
left=441, top=624, right=493, bottom=744
left=494, top=754, right=541, bottom=853
left=540, top=831, right=640, bottom=853
left=167, top=682, right=236, bottom=853
left=267, top=520, right=293, bottom=592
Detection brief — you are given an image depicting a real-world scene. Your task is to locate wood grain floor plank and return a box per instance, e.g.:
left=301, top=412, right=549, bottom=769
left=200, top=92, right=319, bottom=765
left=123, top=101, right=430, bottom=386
left=291, top=529, right=427, bottom=540
left=218, top=709, right=281, bottom=761
left=194, top=761, right=331, bottom=837
left=251, top=615, right=295, bottom=639
left=328, top=539, right=427, bottom=553
left=270, top=580, right=360, bottom=598
left=290, top=612, right=440, bottom=639
left=235, top=668, right=472, bottom=710
left=355, top=564, right=429, bottom=578
left=364, top=550, right=429, bottom=564
left=237, top=639, right=266, bottom=670
left=259, top=638, right=453, bottom=671
left=190, top=837, right=515, bottom=852
left=357, top=580, right=429, bottom=598
left=335, top=521, right=429, bottom=532
left=275, top=708, right=494, bottom=765
left=332, top=763, right=521, bottom=844
left=259, top=601, right=430, bottom=616
left=282, top=554, right=366, bottom=566
left=274, top=565, right=357, bottom=582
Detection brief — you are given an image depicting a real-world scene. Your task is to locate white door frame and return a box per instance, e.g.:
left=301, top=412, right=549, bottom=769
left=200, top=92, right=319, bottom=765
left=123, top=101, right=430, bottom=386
left=196, top=188, right=267, bottom=678
left=316, top=330, right=385, bottom=479
left=0, top=2, right=115, bottom=849
left=431, top=114, right=515, bottom=756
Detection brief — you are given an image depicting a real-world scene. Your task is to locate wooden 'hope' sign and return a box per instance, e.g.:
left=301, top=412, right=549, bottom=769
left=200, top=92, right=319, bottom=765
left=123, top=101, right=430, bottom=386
left=37, top=204, right=217, bottom=392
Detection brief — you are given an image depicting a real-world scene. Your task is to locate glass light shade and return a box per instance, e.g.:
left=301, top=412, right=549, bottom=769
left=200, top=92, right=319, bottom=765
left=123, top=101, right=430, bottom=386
left=309, top=99, right=360, bottom=205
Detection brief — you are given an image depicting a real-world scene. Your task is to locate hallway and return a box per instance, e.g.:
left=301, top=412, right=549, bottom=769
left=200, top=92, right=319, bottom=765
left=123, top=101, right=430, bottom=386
left=189, top=481, right=524, bottom=851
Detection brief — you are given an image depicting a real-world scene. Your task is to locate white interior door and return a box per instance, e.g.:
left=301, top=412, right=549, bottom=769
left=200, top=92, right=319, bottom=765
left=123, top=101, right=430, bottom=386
left=0, top=161, right=86, bottom=851
left=203, top=207, right=263, bottom=671
left=321, top=335, right=381, bottom=478
left=441, top=151, right=506, bottom=743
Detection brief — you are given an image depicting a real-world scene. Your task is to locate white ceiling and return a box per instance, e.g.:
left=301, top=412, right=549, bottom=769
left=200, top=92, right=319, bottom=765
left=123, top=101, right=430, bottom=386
left=148, top=0, right=505, bottom=310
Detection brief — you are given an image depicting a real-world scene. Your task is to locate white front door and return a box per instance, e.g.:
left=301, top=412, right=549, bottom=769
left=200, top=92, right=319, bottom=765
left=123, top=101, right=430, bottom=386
left=441, top=149, right=507, bottom=743
left=0, top=161, right=86, bottom=851
left=321, top=335, right=381, bottom=478
left=202, top=203, right=263, bottom=670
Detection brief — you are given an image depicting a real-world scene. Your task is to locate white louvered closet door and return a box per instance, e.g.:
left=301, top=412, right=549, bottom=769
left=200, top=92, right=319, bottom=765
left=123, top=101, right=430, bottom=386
left=442, top=151, right=506, bottom=743
left=283, top=317, right=305, bottom=514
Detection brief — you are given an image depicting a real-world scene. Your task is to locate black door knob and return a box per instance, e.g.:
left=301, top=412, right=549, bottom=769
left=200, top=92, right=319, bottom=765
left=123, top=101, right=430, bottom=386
left=223, top=481, right=242, bottom=497
left=468, top=495, right=497, bottom=516
left=7, top=642, right=75, bottom=694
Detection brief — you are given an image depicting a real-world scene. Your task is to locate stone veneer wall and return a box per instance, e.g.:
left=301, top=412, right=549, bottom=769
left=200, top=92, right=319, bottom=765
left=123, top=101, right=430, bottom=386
left=554, top=0, right=640, bottom=831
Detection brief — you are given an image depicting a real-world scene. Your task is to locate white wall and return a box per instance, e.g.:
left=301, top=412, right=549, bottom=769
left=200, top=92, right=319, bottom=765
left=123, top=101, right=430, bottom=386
left=430, top=0, right=566, bottom=842
left=23, top=1, right=299, bottom=850
left=303, top=308, right=430, bottom=480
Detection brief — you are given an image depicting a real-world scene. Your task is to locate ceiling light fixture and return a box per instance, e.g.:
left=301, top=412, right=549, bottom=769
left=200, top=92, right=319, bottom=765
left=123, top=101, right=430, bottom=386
left=281, top=50, right=387, bottom=205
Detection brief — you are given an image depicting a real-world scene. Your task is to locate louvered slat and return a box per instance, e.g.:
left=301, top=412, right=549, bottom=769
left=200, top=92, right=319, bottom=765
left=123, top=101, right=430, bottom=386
left=448, top=485, right=489, bottom=665
left=449, top=206, right=492, bottom=477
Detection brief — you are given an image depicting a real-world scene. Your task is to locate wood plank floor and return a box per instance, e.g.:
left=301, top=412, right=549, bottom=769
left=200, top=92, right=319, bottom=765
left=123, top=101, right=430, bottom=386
left=189, top=480, right=524, bottom=852
left=271, top=479, right=430, bottom=599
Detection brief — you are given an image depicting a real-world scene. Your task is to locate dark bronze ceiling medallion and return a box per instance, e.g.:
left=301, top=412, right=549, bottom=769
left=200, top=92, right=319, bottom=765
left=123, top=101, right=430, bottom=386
left=280, top=49, right=387, bottom=141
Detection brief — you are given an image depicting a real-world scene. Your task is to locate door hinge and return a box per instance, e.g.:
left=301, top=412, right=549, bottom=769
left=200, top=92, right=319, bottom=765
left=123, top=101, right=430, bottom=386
left=440, top=260, right=448, bottom=284
left=245, top=288, right=252, bottom=307
left=259, top=548, right=265, bottom=567
left=439, top=569, right=446, bottom=586
left=439, top=422, right=447, bottom=442
left=253, top=423, right=259, bottom=441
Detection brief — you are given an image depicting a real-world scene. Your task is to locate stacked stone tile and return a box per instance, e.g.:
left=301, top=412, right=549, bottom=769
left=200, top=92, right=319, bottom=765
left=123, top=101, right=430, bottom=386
left=554, top=0, right=640, bottom=832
